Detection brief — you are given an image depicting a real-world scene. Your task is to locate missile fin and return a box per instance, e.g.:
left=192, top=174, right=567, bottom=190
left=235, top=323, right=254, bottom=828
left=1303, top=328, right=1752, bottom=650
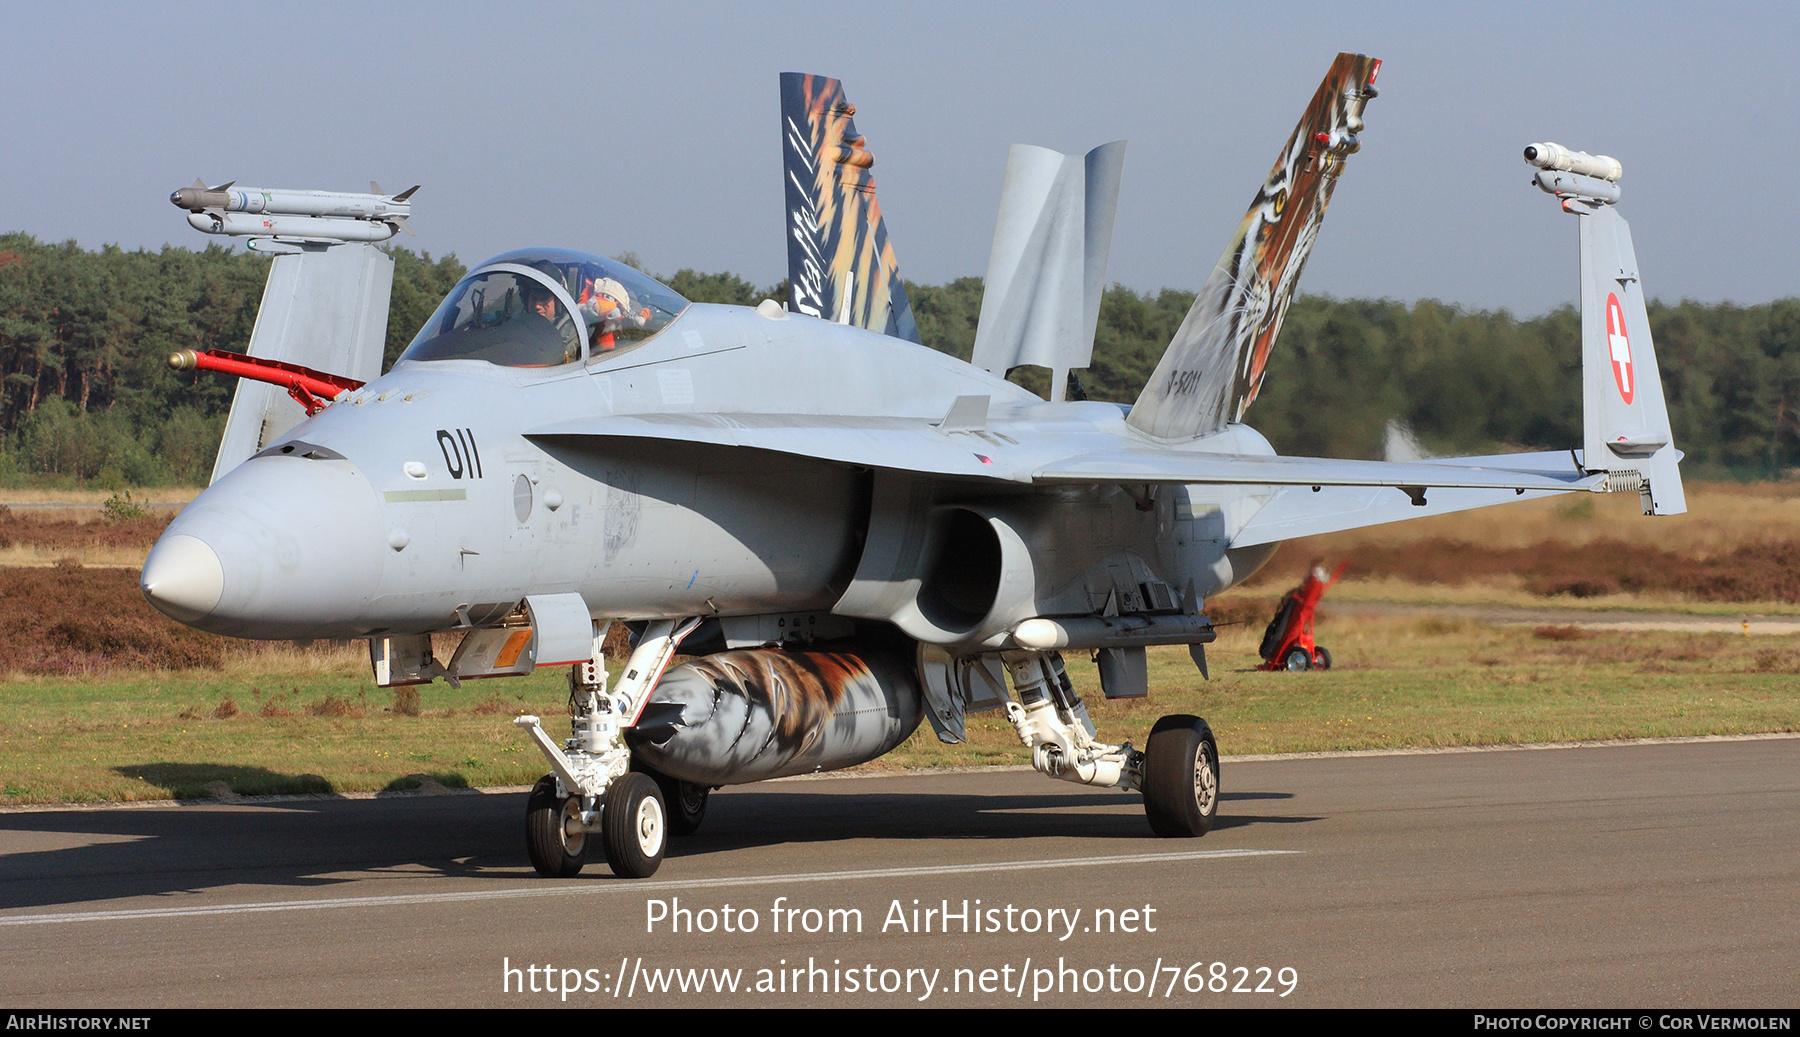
left=370, top=180, right=383, bottom=195
left=209, top=180, right=235, bottom=192
left=390, top=215, right=415, bottom=236
left=190, top=178, right=206, bottom=189
left=391, top=184, right=420, bottom=202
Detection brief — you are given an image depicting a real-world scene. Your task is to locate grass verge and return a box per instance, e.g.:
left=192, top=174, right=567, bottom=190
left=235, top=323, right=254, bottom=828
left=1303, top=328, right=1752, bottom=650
left=2, top=613, right=1795, bottom=806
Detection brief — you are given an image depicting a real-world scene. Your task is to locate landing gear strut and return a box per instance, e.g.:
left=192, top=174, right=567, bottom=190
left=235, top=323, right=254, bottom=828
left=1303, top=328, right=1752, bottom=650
left=998, top=650, right=1221, bottom=837
left=514, top=618, right=699, bottom=879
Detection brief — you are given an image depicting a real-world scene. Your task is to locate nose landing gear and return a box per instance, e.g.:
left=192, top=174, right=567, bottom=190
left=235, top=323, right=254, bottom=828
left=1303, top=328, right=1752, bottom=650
left=516, top=617, right=700, bottom=879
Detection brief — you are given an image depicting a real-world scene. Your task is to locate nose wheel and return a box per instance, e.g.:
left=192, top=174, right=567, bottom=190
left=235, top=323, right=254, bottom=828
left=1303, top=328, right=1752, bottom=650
left=601, top=773, right=667, bottom=878
left=525, top=775, right=588, bottom=877
left=523, top=772, right=669, bottom=878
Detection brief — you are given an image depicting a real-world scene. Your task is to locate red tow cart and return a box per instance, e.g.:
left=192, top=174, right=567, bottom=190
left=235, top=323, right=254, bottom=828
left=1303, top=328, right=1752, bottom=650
left=1257, top=560, right=1346, bottom=672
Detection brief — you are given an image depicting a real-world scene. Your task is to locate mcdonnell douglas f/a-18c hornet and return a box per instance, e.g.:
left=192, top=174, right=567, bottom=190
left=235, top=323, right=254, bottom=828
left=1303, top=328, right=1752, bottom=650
left=145, top=55, right=1683, bottom=877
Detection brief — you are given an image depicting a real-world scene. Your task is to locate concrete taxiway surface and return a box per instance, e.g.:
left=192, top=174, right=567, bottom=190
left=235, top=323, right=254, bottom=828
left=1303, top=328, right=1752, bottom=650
left=1, top=737, right=1795, bottom=1008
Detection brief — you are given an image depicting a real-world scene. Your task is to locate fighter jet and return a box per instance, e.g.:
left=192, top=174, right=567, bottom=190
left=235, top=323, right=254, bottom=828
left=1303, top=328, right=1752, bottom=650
left=141, top=55, right=1683, bottom=879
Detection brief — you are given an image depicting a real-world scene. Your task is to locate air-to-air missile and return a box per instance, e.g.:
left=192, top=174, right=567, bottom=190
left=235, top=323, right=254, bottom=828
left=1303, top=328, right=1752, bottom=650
left=169, top=180, right=417, bottom=243
left=1523, top=143, right=1623, bottom=211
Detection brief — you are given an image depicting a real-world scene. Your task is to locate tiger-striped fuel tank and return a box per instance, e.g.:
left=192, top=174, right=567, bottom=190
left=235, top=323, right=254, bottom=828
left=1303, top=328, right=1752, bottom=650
left=627, top=646, right=922, bottom=784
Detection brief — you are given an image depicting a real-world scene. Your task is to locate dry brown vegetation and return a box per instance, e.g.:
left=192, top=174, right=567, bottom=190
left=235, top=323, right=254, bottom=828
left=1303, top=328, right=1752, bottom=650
left=0, top=505, right=169, bottom=553
left=1249, top=537, right=1800, bottom=602
left=1, top=561, right=223, bottom=673
left=1244, top=482, right=1800, bottom=606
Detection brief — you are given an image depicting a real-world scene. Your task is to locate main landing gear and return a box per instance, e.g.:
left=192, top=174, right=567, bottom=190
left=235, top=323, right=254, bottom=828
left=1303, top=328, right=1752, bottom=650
left=514, top=618, right=700, bottom=879
left=999, top=651, right=1220, bottom=837
left=1142, top=715, right=1219, bottom=836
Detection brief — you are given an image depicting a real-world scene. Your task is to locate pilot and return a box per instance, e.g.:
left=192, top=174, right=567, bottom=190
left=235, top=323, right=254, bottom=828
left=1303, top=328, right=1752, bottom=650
left=519, top=279, right=582, bottom=363
left=579, top=276, right=652, bottom=352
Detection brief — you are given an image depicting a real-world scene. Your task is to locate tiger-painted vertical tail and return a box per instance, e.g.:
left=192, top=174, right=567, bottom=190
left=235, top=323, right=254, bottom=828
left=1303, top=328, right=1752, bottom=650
left=1128, top=52, right=1381, bottom=441
left=780, top=72, right=920, bottom=343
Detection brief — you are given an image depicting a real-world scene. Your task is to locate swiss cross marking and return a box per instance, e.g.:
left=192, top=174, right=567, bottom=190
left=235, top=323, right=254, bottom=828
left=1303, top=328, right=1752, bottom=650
left=1606, top=292, right=1634, bottom=405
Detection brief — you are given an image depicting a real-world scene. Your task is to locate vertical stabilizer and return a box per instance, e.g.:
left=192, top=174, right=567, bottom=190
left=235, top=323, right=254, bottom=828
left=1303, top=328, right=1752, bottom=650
left=1129, top=53, right=1380, bottom=440
left=780, top=73, right=919, bottom=343
left=210, top=243, right=393, bottom=482
left=970, top=142, right=1125, bottom=401
left=1527, top=144, right=1684, bottom=514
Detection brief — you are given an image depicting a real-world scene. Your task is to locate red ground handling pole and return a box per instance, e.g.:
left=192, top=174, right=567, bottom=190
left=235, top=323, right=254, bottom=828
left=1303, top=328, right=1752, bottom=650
left=1257, top=559, right=1347, bottom=672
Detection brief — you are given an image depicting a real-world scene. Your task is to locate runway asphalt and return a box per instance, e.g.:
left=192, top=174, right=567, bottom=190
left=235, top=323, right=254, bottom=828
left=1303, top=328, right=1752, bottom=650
left=1, top=736, right=1795, bottom=1008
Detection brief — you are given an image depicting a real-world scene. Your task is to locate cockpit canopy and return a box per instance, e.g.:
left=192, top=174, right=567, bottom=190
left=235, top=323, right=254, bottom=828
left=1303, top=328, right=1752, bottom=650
left=398, top=249, right=688, bottom=368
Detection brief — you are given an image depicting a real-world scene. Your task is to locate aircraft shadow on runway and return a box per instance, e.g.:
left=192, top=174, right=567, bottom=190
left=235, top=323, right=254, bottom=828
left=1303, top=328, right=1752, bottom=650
left=0, top=783, right=1317, bottom=911
left=114, top=762, right=467, bottom=798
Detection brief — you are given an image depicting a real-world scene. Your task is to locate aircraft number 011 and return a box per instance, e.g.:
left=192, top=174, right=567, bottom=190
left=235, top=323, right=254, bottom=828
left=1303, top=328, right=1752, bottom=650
left=436, top=428, right=483, bottom=480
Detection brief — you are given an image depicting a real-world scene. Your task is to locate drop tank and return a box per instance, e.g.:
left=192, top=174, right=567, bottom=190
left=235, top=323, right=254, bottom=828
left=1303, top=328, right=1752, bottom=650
left=628, top=645, right=922, bottom=784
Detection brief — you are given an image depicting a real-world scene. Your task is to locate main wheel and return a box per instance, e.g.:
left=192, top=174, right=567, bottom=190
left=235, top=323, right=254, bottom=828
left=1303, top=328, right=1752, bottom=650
left=601, top=772, right=667, bottom=878
left=1314, top=646, right=1333, bottom=671
left=637, top=763, right=709, bottom=836
left=661, top=776, right=709, bottom=836
left=525, top=775, right=588, bottom=878
left=1142, top=715, right=1221, bottom=837
left=1283, top=647, right=1311, bottom=672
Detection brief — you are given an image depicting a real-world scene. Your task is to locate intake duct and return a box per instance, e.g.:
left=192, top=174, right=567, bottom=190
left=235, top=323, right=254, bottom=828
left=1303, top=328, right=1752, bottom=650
left=831, top=475, right=1041, bottom=648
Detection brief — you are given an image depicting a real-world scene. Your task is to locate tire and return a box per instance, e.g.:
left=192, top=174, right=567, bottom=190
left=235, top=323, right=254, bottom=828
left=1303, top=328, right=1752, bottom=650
left=601, top=772, right=667, bottom=878
left=1314, top=646, right=1333, bottom=671
left=661, top=776, right=709, bottom=836
left=637, top=762, right=708, bottom=836
left=525, top=775, right=587, bottom=878
left=1142, top=715, right=1221, bottom=838
left=1283, top=647, right=1311, bottom=672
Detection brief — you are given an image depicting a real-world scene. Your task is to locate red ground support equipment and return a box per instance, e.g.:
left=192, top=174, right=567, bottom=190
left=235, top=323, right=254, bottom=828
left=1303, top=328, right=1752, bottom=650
left=1257, top=561, right=1346, bottom=672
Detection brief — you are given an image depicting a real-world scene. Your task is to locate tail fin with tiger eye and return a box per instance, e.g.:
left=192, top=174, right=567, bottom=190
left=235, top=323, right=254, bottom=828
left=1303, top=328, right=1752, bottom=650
left=1128, top=53, right=1381, bottom=440
left=780, top=73, right=919, bottom=343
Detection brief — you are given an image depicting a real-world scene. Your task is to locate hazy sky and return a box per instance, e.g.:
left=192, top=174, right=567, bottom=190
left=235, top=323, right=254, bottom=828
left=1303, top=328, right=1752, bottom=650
left=4, top=1, right=1794, bottom=315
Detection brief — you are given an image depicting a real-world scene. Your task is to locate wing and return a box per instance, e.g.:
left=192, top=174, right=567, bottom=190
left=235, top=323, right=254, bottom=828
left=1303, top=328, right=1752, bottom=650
left=1128, top=52, right=1381, bottom=441
left=780, top=73, right=920, bottom=343
left=526, top=414, right=1600, bottom=496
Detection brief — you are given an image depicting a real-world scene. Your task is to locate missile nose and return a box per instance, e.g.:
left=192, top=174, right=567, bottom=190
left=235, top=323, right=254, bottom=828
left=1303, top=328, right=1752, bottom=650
left=141, top=534, right=225, bottom=623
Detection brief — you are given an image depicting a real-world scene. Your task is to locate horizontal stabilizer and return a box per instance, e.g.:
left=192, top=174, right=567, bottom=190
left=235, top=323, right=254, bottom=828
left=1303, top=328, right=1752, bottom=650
left=970, top=141, right=1125, bottom=400
left=1232, top=451, right=1580, bottom=547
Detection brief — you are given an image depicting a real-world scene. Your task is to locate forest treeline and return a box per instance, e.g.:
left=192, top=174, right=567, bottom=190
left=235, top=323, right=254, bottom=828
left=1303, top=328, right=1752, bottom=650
left=1, top=232, right=1795, bottom=486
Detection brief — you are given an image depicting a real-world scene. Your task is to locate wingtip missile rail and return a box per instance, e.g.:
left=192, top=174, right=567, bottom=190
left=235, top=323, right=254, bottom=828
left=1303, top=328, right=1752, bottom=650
left=1524, top=143, right=1621, bottom=212
left=170, top=180, right=418, bottom=244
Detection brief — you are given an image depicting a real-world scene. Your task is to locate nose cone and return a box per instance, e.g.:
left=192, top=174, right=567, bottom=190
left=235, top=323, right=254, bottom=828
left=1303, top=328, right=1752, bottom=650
left=143, top=455, right=387, bottom=638
left=141, top=534, right=225, bottom=623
